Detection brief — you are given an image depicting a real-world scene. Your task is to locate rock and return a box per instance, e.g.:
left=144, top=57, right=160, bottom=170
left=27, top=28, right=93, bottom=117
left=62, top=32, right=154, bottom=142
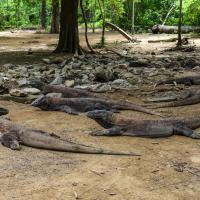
left=90, top=83, right=112, bottom=93
left=62, top=65, right=72, bottom=73
left=94, top=67, right=117, bottom=82
left=72, top=62, right=82, bottom=69
left=0, top=94, right=39, bottom=104
left=17, top=79, right=29, bottom=87
left=129, top=59, right=149, bottom=67
left=81, top=74, right=90, bottom=84
left=65, top=80, right=75, bottom=87
left=27, top=48, right=33, bottom=55
left=123, top=72, right=134, bottom=79
left=10, top=89, right=28, bottom=97
left=75, top=83, right=111, bottom=93
left=193, top=66, right=200, bottom=71
left=2, top=63, right=15, bottom=71
left=46, top=93, right=63, bottom=98
left=115, top=63, right=128, bottom=69
left=42, top=58, right=51, bottom=64
left=23, top=88, right=41, bottom=95
left=50, top=76, right=63, bottom=85
left=51, top=57, right=64, bottom=64
left=112, top=79, right=130, bottom=87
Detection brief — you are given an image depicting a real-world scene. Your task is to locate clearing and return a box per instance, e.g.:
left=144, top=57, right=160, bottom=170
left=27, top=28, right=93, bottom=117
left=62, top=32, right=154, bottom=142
left=0, top=30, right=200, bottom=200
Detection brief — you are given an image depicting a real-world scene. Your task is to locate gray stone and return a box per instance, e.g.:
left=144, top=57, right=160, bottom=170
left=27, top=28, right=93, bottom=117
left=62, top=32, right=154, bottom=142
left=50, top=76, right=63, bottom=85
left=90, top=83, right=112, bottom=93
left=65, top=80, right=75, bottom=87
left=23, top=88, right=41, bottom=95
left=94, top=67, right=117, bottom=82
left=123, top=72, right=134, bottom=79
left=10, top=89, right=28, bottom=97
left=72, top=62, right=82, bottom=69
left=17, top=79, right=29, bottom=87
left=112, top=79, right=129, bottom=86
left=42, top=58, right=51, bottom=64
left=46, top=93, right=63, bottom=98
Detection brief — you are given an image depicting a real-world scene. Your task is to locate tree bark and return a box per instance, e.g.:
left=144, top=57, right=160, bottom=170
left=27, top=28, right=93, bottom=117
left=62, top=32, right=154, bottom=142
left=177, top=0, right=183, bottom=47
left=97, top=0, right=105, bottom=46
left=50, top=0, right=59, bottom=33
left=55, top=0, right=81, bottom=54
left=152, top=24, right=200, bottom=34
left=105, top=22, right=133, bottom=41
left=41, top=0, right=47, bottom=29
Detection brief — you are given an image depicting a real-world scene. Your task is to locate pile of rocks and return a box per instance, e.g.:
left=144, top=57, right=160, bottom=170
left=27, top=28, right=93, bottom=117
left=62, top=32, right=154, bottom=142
left=0, top=53, right=200, bottom=103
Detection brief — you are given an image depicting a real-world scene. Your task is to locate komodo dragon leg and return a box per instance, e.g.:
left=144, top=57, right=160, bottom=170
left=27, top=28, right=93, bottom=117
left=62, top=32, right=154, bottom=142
left=174, top=125, right=200, bottom=139
left=90, top=127, right=123, bottom=136
left=51, top=105, right=79, bottom=115
left=85, top=103, right=107, bottom=112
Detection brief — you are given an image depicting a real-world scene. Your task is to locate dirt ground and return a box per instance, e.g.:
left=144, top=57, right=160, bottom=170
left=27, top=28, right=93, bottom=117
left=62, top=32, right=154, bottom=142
left=0, top=30, right=200, bottom=200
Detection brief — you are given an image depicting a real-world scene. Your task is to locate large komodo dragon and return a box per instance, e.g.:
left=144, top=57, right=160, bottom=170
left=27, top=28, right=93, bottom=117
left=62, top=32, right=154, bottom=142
left=87, top=110, right=200, bottom=139
left=156, top=75, right=200, bottom=86
left=32, top=95, right=162, bottom=116
left=146, top=90, right=200, bottom=108
left=0, top=118, right=139, bottom=156
left=43, top=84, right=103, bottom=98
left=0, top=107, right=9, bottom=116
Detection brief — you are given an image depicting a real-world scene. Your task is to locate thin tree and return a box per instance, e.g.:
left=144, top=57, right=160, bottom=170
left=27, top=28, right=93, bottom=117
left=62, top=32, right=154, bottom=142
left=97, top=0, right=105, bottom=46
left=177, top=0, right=183, bottom=47
left=80, top=0, right=94, bottom=53
left=41, top=0, right=47, bottom=29
left=50, top=0, right=59, bottom=33
left=92, top=0, right=97, bottom=33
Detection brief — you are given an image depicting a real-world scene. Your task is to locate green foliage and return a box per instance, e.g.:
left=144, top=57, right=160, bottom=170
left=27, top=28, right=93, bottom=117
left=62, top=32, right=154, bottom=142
left=0, top=0, right=200, bottom=32
left=0, top=0, right=51, bottom=30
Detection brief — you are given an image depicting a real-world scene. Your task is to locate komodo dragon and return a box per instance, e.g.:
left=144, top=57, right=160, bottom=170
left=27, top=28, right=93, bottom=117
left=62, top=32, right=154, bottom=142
left=42, top=84, right=103, bottom=98
left=0, top=118, right=139, bottom=156
left=32, top=95, right=162, bottom=116
left=146, top=90, right=200, bottom=108
left=0, top=107, right=9, bottom=116
left=156, top=76, right=200, bottom=86
left=87, top=110, right=200, bottom=139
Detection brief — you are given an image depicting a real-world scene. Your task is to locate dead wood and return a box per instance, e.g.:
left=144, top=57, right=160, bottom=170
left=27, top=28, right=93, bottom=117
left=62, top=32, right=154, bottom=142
left=152, top=24, right=200, bottom=34
left=105, top=22, right=134, bottom=42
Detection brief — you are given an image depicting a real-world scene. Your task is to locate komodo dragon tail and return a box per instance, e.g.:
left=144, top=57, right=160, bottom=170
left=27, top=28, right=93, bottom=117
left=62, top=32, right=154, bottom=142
left=18, top=128, right=140, bottom=156
left=38, top=139, right=141, bottom=156
left=115, top=101, right=163, bottom=117
left=145, top=95, right=200, bottom=108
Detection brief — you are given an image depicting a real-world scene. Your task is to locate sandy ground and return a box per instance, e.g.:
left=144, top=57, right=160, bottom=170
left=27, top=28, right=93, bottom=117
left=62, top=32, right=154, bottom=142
left=0, top=30, right=200, bottom=200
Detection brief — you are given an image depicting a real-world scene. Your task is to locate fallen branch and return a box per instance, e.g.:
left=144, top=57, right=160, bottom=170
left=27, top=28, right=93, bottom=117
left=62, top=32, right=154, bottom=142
left=105, top=22, right=134, bottom=42
left=152, top=24, right=200, bottom=34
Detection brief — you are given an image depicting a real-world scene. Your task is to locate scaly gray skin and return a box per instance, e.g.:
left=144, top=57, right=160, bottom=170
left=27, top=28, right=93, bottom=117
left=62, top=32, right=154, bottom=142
left=32, top=95, right=162, bottom=117
left=146, top=91, right=200, bottom=108
left=157, top=76, right=200, bottom=86
left=0, top=118, right=139, bottom=156
left=43, top=84, right=103, bottom=98
left=0, top=107, right=9, bottom=116
left=87, top=110, right=200, bottom=139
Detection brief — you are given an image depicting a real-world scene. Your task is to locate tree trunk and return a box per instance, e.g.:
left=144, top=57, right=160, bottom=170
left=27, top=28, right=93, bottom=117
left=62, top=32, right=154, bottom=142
left=152, top=25, right=200, bottom=34
left=55, top=0, right=81, bottom=54
left=15, top=0, right=20, bottom=28
left=97, top=0, right=105, bottom=46
left=41, top=0, right=47, bottom=29
left=177, top=0, right=183, bottom=47
left=92, top=0, right=96, bottom=33
left=50, top=0, right=59, bottom=33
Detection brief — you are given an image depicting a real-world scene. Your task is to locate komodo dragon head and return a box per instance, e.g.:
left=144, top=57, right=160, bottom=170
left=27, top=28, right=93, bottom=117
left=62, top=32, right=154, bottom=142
left=31, top=95, right=49, bottom=109
left=87, top=110, right=114, bottom=128
left=0, top=107, right=9, bottom=116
